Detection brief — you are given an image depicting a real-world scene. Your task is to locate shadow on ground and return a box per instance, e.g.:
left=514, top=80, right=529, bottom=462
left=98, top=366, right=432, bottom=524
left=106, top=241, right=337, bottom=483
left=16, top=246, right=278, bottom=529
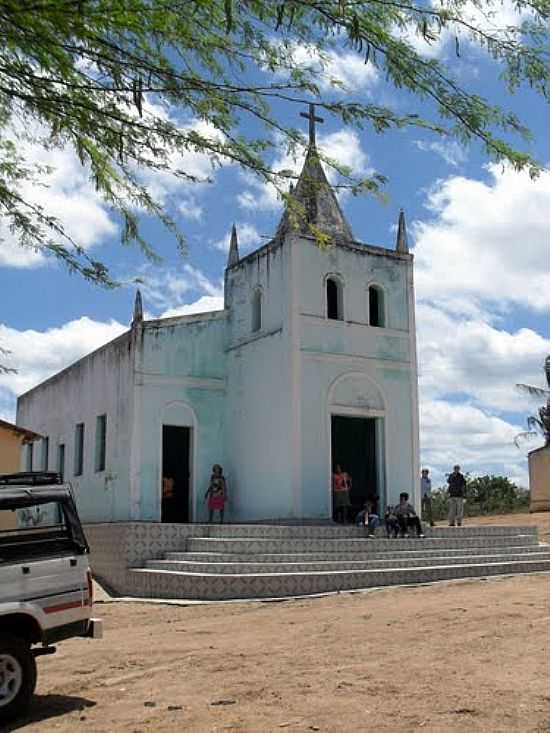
left=1, top=694, right=96, bottom=731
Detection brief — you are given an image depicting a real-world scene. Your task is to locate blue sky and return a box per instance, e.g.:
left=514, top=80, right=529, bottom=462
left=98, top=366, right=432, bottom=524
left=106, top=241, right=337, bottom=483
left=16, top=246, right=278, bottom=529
left=1, top=16, right=549, bottom=488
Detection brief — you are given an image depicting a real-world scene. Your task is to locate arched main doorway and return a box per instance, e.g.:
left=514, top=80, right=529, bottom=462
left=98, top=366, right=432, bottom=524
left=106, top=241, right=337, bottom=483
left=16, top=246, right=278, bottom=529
left=328, top=373, right=386, bottom=521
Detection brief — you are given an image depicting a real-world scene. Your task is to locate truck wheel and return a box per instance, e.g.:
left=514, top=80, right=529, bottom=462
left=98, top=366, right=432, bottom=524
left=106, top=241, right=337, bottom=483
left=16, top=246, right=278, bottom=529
left=0, top=634, right=37, bottom=721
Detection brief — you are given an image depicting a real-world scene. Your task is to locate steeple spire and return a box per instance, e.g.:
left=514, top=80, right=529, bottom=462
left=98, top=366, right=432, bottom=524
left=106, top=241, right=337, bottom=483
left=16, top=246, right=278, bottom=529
left=227, top=223, right=240, bottom=267
left=132, top=289, right=143, bottom=326
left=396, top=209, right=409, bottom=254
left=275, top=147, right=353, bottom=244
left=274, top=103, right=353, bottom=244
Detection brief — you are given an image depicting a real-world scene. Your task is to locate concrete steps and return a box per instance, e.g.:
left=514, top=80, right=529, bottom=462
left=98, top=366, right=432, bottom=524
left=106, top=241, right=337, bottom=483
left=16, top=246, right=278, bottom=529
left=167, top=543, right=550, bottom=564
left=145, top=550, right=550, bottom=575
left=184, top=534, right=538, bottom=555
left=163, top=524, right=537, bottom=539
left=131, top=558, right=550, bottom=601
left=126, top=524, right=550, bottom=601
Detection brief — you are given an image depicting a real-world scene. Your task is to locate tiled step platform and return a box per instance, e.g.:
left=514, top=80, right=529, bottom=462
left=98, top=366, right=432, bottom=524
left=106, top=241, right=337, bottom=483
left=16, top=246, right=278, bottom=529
left=130, top=524, right=550, bottom=601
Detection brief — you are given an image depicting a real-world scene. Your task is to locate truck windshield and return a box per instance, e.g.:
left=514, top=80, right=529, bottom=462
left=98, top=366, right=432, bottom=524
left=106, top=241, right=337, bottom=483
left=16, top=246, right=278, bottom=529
left=0, top=498, right=85, bottom=563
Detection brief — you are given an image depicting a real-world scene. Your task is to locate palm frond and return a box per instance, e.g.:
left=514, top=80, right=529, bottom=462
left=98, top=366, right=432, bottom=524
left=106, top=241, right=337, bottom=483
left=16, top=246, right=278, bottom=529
left=527, top=416, right=544, bottom=432
left=514, top=431, right=539, bottom=448
left=516, top=383, right=550, bottom=398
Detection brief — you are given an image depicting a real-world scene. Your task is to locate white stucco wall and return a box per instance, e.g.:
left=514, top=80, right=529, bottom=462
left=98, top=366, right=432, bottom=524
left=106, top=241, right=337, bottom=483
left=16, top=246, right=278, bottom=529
left=224, top=241, right=297, bottom=519
left=222, top=232, right=419, bottom=521
left=17, top=332, right=136, bottom=521
left=295, top=237, right=418, bottom=516
left=134, top=313, right=227, bottom=522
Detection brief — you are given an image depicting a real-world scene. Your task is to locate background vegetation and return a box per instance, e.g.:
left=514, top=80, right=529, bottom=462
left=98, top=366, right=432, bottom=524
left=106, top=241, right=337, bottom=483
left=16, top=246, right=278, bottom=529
left=429, top=474, right=530, bottom=521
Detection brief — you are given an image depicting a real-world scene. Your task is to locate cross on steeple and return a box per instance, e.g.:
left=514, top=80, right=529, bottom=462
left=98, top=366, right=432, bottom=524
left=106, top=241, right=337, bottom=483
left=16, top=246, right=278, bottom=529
left=300, top=103, right=324, bottom=146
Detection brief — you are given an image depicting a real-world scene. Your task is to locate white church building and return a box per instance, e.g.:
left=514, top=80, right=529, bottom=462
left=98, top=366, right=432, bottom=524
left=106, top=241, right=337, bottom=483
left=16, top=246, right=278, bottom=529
left=17, top=115, right=420, bottom=524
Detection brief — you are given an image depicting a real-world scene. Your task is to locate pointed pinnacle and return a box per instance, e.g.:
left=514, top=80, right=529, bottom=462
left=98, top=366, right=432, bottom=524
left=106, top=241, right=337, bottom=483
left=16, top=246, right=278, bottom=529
left=396, top=209, right=409, bottom=254
left=132, top=289, right=143, bottom=325
left=227, top=223, right=240, bottom=267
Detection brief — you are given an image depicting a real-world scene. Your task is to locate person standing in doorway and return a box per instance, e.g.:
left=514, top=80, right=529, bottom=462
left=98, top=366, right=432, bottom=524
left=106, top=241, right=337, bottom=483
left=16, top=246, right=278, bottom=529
left=447, top=465, right=466, bottom=527
left=421, top=468, right=435, bottom=527
left=162, top=475, right=176, bottom=522
left=332, top=465, right=352, bottom=524
left=205, top=464, right=227, bottom=523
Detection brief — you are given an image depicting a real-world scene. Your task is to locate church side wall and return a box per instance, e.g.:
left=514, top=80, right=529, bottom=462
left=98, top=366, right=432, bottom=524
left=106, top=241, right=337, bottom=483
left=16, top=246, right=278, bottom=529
left=16, top=333, right=135, bottom=522
left=225, top=242, right=296, bottom=519
left=134, top=315, right=227, bottom=521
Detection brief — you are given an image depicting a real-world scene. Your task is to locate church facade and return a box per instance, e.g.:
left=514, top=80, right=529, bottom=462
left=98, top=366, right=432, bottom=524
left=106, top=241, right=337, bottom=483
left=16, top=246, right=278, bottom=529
left=17, top=127, right=420, bottom=524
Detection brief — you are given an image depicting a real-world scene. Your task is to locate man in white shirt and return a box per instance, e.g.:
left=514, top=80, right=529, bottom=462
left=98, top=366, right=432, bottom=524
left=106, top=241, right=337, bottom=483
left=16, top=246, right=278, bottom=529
left=421, top=468, right=435, bottom=527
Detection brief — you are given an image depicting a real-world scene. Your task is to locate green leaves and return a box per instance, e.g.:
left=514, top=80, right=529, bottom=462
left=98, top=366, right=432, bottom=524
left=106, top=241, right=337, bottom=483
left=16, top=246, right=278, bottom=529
left=0, top=0, right=547, bottom=285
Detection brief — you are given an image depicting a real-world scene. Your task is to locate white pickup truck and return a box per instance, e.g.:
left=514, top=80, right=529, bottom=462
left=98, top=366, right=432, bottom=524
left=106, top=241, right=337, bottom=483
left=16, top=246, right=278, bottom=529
left=0, top=472, right=102, bottom=721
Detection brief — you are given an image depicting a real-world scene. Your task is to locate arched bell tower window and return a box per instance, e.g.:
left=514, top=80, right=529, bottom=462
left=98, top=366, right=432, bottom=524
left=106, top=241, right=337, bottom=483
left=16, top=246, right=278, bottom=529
left=369, top=285, right=385, bottom=328
left=251, top=288, right=262, bottom=332
left=326, top=276, right=343, bottom=321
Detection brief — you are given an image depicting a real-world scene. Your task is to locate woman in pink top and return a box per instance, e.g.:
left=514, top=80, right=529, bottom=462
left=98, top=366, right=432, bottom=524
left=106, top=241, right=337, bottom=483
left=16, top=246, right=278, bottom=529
left=332, top=464, right=352, bottom=524
left=205, top=464, right=227, bottom=523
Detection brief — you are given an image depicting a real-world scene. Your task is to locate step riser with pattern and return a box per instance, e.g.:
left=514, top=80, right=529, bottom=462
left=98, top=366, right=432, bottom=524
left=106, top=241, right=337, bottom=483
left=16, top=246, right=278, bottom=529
left=163, top=524, right=538, bottom=539
left=145, top=551, right=550, bottom=574
left=131, top=558, right=550, bottom=601
left=185, top=535, right=538, bottom=555
left=166, top=543, right=549, bottom=564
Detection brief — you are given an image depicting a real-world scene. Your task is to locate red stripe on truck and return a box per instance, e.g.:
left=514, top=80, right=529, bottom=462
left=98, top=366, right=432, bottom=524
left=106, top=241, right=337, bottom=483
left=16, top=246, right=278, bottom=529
left=44, top=600, right=84, bottom=614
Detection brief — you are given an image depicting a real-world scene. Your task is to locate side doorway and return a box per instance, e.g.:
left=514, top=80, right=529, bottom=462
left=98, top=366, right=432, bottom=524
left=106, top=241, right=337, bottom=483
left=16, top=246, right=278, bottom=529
left=161, top=425, right=191, bottom=523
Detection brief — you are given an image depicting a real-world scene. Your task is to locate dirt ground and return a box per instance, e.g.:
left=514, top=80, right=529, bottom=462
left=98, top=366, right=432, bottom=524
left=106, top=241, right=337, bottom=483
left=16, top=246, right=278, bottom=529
left=5, top=512, right=550, bottom=733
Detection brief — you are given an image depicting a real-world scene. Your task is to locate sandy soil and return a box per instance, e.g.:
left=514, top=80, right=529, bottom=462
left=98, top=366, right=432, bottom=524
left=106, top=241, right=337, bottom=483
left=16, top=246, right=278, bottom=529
left=5, top=512, right=550, bottom=733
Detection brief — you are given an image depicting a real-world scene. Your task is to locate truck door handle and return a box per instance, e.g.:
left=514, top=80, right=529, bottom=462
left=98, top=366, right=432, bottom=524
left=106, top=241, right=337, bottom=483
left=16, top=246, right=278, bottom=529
left=22, top=566, right=30, bottom=575
left=70, top=558, right=77, bottom=567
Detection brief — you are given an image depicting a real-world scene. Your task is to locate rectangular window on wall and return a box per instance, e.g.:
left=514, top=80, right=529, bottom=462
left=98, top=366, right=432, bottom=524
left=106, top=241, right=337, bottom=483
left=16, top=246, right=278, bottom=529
left=74, top=423, right=84, bottom=477
left=58, top=444, right=65, bottom=481
left=25, top=442, right=33, bottom=471
left=41, top=437, right=49, bottom=471
left=95, top=415, right=107, bottom=472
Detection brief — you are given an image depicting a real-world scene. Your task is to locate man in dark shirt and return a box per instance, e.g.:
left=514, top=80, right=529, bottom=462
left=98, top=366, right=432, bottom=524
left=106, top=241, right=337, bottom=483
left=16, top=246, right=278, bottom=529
left=394, top=492, right=424, bottom=538
left=447, top=465, right=466, bottom=527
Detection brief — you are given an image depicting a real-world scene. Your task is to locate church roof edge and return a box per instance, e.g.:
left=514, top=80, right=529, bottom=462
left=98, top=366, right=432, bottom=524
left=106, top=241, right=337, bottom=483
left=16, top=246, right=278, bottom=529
left=18, top=330, right=133, bottom=402
left=143, top=309, right=226, bottom=329
left=231, top=232, right=412, bottom=270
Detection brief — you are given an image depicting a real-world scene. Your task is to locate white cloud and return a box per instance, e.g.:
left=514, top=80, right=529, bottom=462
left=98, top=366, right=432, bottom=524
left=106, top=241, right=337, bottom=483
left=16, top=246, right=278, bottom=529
left=0, top=134, right=117, bottom=269
left=280, top=44, right=378, bottom=93
left=136, top=117, right=226, bottom=204
left=399, top=0, right=530, bottom=60
left=211, top=223, right=263, bottom=253
left=161, top=296, right=224, bottom=319
left=413, top=164, right=550, bottom=312
left=178, top=198, right=204, bottom=222
left=0, top=318, right=127, bottom=397
left=0, top=286, right=224, bottom=412
left=0, top=387, right=16, bottom=423
left=129, top=263, right=223, bottom=315
left=413, top=161, right=550, bottom=486
left=417, top=302, right=550, bottom=414
left=420, top=399, right=532, bottom=487
left=238, top=128, right=371, bottom=213
left=0, top=112, right=226, bottom=271
left=414, top=139, right=467, bottom=167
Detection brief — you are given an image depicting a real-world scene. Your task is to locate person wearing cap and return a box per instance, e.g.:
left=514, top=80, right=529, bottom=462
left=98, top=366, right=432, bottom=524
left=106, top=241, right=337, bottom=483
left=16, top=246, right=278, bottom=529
left=421, top=468, right=435, bottom=527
